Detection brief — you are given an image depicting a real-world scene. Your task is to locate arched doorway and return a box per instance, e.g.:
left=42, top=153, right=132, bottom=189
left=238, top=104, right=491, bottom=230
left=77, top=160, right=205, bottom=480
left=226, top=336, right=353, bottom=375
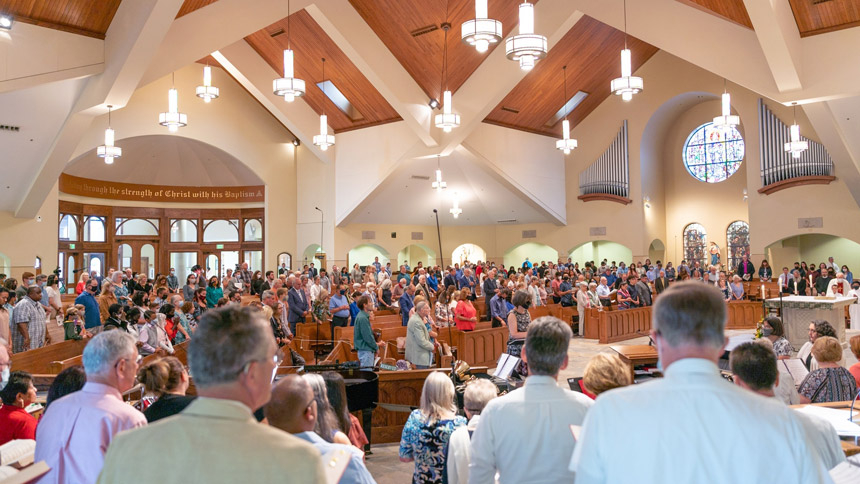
left=347, top=244, right=389, bottom=269
left=452, top=243, right=487, bottom=266
left=503, top=243, right=559, bottom=270
left=302, top=244, right=322, bottom=268
left=648, top=239, right=665, bottom=264
left=764, top=234, right=860, bottom=275
left=397, top=244, right=436, bottom=270
left=569, top=241, right=633, bottom=266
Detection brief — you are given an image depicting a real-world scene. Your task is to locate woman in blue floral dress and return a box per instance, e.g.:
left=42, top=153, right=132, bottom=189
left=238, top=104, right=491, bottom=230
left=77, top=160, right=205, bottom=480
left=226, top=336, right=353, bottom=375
left=399, top=371, right=467, bottom=483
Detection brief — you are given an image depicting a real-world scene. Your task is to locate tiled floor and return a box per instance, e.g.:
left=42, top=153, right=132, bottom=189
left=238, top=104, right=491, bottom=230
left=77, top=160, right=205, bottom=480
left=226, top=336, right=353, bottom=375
left=364, top=328, right=860, bottom=482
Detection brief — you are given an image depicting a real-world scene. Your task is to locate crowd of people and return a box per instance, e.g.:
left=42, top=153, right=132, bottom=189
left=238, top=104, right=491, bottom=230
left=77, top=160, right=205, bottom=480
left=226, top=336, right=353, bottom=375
left=0, top=253, right=858, bottom=483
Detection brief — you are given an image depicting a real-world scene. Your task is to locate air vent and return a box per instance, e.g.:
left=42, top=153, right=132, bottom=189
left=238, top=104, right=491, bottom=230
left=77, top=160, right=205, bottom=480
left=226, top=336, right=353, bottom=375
left=501, top=106, right=519, bottom=114
left=589, top=226, right=607, bottom=236
left=268, top=28, right=285, bottom=37
left=410, top=175, right=431, bottom=181
left=0, top=125, right=21, bottom=132
left=411, top=24, right=438, bottom=37
left=411, top=232, right=423, bottom=240
left=497, top=219, right=517, bottom=224
left=522, top=230, right=536, bottom=238
left=361, top=230, right=376, bottom=240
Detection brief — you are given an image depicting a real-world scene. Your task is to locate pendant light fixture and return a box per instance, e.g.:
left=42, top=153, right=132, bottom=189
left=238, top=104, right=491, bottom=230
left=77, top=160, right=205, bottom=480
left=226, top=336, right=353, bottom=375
left=610, top=0, right=643, bottom=102
left=97, top=105, right=122, bottom=165
left=432, top=155, right=447, bottom=191
left=784, top=103, right=808, bottom=159
left=555, top=66, right=577, bottom=155
left=435, top=17, right=460, bottom=133
left=273, top=0, right=305, bottom=102
left=712, top=79, right=738, bottom=130
left=196, top=64, right=219, bottom=103
left=461, top=0, right=502, bottom=53
left=505, top=2, right=547, bottom=71
left=158, top=73, right=187, bottom=132
left=313, top=58, right=335, bottom=151
left=450, top=192, right=463, bottom=219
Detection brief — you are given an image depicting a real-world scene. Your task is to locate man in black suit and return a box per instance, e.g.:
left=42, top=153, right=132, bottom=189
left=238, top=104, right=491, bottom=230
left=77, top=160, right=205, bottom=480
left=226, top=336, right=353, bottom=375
left=443, top=268, right=457, bottom=289
left=787, top=270, right=807, bottom=296
left=654, top=270, right=669, bottom=295
left=735, top=255, right=756, bottom=282
left=287, top=282, right=309, bottom=335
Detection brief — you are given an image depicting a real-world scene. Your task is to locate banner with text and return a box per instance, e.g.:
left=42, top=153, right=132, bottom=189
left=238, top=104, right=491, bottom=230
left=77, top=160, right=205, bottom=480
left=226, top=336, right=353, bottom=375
left=59, top=174, right=265, bottom=203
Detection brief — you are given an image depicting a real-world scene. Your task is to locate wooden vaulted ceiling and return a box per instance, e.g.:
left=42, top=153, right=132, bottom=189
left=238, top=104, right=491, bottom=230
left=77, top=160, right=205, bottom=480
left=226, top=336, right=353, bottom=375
left=675, top=0, right=753, bottom=29
left=349, top=0, right=528, bottom=102
left=245, top=9, right=401, bottom=132
left=484, top=16, right=659, bottom=137
left=789, top=0, right=860, bottom=37
left=0, top=0, right=122, bottom=38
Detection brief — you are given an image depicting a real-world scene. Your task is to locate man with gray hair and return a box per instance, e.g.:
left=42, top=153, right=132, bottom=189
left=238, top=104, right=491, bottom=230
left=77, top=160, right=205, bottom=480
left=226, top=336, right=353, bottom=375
left=469, top=316, right=593, bottom=483
left=571, top=282, right=831, bottom=483
left=448, top=379, right=497, bottom=484
left=98, top=306, right=325, bottom=484
left=36, top=331, right=146, bottom=483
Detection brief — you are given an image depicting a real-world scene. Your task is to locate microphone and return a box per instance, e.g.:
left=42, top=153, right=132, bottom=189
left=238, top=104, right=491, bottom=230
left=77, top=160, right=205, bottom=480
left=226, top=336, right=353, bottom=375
left=314, top=206, right=322, bottom=211
left=433, top=209, right=438, bottom=213
left=636, top=330, right=654, bottom=346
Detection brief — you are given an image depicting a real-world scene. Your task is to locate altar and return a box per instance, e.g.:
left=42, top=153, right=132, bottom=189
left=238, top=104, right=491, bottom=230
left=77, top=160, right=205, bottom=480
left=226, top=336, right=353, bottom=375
left=764, top=295, right=855, bottom=349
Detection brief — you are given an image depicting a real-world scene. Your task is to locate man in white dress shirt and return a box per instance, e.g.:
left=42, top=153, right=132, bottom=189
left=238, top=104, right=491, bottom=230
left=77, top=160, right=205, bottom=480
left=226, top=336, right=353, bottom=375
left=469, top=316, right=593, bottom=483
left=729, top=341, right=845, bottom=470
left=570, top=282, right=831, bottom=484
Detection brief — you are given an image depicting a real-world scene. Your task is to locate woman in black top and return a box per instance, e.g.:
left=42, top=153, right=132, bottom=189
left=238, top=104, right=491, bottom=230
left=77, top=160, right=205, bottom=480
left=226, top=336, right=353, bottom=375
left=137, top=356, right=195, bottom=423
left=250, top=270, right=264, bottom=296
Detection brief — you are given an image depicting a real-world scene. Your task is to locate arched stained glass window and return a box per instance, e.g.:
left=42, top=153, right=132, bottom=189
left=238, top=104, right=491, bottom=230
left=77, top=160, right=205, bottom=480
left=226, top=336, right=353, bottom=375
left=683, top=122, right=744, bottom=183
left=726, top=221, right=750, bottom=270
left=683, top=223, right=708, bottom=269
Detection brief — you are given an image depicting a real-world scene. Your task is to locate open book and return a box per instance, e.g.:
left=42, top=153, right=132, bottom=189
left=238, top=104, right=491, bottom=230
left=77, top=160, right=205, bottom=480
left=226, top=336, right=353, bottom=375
left=0, top=461, right=49, bottom=484
left=492, top=353, right=520, bottom=380
left=779, top=359, right=809, bottom=388
left=0, top=440, right=35, bottom=467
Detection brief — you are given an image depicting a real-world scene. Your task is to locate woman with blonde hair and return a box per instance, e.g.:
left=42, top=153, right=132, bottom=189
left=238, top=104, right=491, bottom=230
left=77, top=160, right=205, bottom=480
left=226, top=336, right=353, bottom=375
left=97, top=280, right=118, bottom=323
left=399, top=371, right=467, bottom=483
left=136, top=356, right=193, bottom=421
left=798, top=336, right=857, bottom=404
left=75, top=272, right=89, bottom=295
left=583, top=353, right=633, bottom=396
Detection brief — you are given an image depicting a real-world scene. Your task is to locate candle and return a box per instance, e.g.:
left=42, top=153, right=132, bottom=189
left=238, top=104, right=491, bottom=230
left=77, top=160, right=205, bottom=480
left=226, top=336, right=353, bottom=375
left=761, top=284, right=765, bottom=300
left=809, top=274, right=813, bottom=287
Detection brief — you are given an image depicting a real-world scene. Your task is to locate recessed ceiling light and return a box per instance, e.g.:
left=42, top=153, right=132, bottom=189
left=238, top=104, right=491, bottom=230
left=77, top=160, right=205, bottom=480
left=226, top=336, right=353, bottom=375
left=0, top=15, right=12, bottom=30
left=428, top=98, right=440, bottom=109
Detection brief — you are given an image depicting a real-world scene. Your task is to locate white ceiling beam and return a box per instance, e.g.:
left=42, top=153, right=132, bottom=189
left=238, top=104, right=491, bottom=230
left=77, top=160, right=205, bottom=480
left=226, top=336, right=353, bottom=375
left=214, top=40, right=334, bottom=164
left=139, top=0, right=316, bottom=88
left=742, top=0, right=803, bottom=93
left=804, top=101, right=860, bottom=208
left=15, top=0, right=184, bottom=218
left=305, top=0, right=439, bottom=148
left=0, top=22, right=104, bottom=93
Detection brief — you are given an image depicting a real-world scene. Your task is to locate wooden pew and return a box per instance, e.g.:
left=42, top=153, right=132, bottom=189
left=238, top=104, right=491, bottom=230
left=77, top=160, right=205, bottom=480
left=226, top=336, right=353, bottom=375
left=598, top=306, right=652, bottom=344
left=454, top=326, right=508, bottom=368
left=334, top=325, right=407, bottom=345
left=321, top=340, right=358, bottom=365
left=373, top=367, right=489, bottom=444
left=726, top=301, right=764, bottom=329
left=11, top=339, right=88, bottom=375
left=583, top=308, right=601, bottom=339
left=296, top=321, right=331, bottom=342
left=528, top=306, right=551, bottom=319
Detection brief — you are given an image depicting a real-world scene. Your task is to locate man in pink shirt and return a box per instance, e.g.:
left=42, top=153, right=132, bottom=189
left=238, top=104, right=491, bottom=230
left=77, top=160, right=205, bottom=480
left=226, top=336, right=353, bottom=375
left=35, top=330, right=146, bottom=484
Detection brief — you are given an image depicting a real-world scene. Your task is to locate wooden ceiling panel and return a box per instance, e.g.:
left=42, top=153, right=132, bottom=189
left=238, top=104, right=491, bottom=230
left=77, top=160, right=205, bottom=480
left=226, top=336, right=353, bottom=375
left=484, top=16, right=658, bottom=137
left=245, top=9, right=401, bottom=132
left=789, top=0, right=860, bottom=37
left=0, top=0, right=122, bottom=38
left=176, top=0, right=219, bottom=18
left=349, top=0, right=527, bottom=102
left=675, top=0, right=753, bottom=29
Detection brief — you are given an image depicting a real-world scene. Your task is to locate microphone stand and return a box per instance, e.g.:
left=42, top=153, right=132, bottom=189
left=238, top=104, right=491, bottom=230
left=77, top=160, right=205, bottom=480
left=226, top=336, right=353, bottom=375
left=433, top=209, right=456, bottom=367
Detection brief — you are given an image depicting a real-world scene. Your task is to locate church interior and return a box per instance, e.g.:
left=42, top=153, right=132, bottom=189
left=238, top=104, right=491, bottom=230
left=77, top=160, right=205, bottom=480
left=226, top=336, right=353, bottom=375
left=2, top=0, right=860, bottom=482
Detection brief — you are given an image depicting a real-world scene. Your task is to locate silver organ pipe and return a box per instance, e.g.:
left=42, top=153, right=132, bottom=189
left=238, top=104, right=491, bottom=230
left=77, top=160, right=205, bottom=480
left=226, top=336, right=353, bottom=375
left=758, top=99, right=833, bottom=187
left=579, top=120, right=629, bottom=198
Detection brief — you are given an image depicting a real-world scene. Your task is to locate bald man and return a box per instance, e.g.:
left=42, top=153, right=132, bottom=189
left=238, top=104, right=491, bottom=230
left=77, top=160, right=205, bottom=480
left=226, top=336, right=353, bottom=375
left=266, top=375, right=375, bottom=484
